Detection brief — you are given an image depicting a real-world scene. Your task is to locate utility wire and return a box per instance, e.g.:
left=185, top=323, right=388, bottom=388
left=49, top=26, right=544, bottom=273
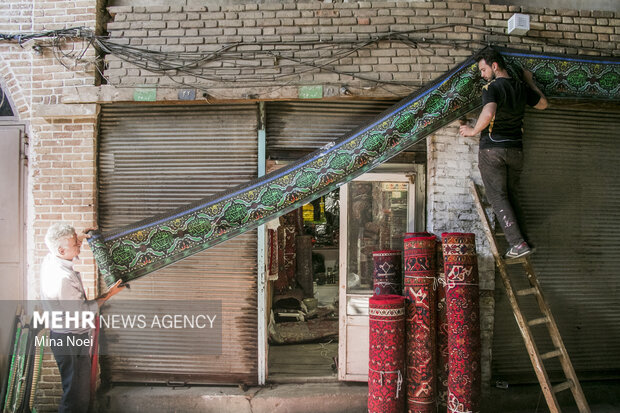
left=1, top=24, right=617, bottom=98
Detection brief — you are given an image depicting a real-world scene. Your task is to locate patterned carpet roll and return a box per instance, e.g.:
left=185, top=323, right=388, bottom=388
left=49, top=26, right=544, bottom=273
left=275, top=225, right=296, bottom=292
left=436, top=240, right=449, bottom=409
left=369, top=294, right=406, bottom=413
left=442, top=233, right=481, bottom=413
left=267, top=229, right=278, bottom=279
left=404, top=235, right=438, bottom=413
left=372, top=250, right=403, bottom=295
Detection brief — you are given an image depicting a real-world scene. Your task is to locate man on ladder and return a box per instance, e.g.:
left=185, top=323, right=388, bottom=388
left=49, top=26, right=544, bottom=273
left=464, top=48, right=591, bottom=413
left=460, top=48, right=548, bottom=259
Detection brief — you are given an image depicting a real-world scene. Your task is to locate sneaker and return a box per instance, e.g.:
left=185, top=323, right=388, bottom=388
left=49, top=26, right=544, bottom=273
left=504, top=242, right=532, bottom=260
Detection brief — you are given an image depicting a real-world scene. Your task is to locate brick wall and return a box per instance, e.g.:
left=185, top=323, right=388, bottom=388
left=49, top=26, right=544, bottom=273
left=97, top=1, right=619, bottom=102
left=426, top=119, right=496, bottom=386
left=0, top=1, right=99, bottom=411
left=2, top=0, right=620, bottom=409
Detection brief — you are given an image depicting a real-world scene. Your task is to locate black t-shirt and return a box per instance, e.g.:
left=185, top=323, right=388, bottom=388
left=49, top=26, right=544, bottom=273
left=480, top=77, right=541, bottom=149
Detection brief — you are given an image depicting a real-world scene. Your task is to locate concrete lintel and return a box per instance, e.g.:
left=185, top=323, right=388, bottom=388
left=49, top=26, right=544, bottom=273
left=33, top=103, right=98, bottom=119
left=61, top=86, right=101, bottom=104
left=61, top=83, right=409, bottom=104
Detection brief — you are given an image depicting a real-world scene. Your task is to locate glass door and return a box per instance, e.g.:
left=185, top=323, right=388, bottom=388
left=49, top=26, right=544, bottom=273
left=338, top=172, right=417, bottom=381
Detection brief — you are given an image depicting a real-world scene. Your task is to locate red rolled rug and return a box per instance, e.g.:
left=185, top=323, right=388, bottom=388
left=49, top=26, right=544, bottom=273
left=436, top=238, right=449, bottom=410
left=442, top=232, right=481, bottom=413
left=372, top=250, right=403, bottom=296
left=268, top=229, right=278, bottom=279
left=274, top=225, right=296, bottom=292
left=404, top=235, right=438, bottom=413
left=368, top=294, right=406, bottom=413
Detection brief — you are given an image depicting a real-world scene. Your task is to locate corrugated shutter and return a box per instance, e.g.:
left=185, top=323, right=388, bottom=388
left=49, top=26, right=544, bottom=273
left=492, top=104, right=620, bottom=382
left=266, top=100, right=399, bottom=157
left=98, top=104, right=258, bottom=385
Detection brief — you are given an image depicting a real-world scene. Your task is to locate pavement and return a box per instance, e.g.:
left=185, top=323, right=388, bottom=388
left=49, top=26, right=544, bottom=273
left=482, top=380, right=620, bottom=413
left=97, top=382, right=368, bottom=413
left=96, top=380, right=620, bottom=413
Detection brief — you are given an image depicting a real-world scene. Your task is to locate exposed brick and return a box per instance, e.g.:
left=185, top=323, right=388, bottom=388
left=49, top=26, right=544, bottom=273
left=181, top=20, right=206, bottom=28
left=574, top=17, right=596, bottom=24
left=485, top=4, right=508, bottom=12
left=592, top=25, right=614, bottom=34
left=575, top=32, right=598, bottom=40
left=592, top=10, right=614, bottom=18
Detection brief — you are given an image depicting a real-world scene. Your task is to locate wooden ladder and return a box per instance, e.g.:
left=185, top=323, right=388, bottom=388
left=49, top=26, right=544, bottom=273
left=470, top=180, right=590, bottom=413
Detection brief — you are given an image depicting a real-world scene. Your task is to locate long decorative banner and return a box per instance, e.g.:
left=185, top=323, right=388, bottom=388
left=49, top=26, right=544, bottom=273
left=89, top=47, right=620, bottom=286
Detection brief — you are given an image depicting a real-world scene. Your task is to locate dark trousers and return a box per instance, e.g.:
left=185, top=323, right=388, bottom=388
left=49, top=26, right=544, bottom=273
left=478, top=147, right=526, bottom=247
left=50, top=331, right=92, bottom=413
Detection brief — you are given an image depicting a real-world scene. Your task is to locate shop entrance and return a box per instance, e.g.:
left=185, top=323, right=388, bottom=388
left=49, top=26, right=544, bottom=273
left=266, top=167, right=422, bottom=382
left=266, top=188, right=340, bottom=382
left=338, top=171, right=420, bottom=381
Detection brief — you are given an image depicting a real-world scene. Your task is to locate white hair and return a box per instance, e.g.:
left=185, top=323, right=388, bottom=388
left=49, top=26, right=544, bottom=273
left=44, top=223, right=76, bottom=254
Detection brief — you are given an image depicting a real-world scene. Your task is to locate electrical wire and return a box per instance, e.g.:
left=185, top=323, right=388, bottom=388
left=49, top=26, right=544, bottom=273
left=1, top=23, right=617, bottom=99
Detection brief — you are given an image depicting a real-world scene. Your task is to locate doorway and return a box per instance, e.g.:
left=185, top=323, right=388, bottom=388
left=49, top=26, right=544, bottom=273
left=266, top=188, right=340, bottom=382
left=0, top=85, right=27, bottom=393
left=265, top=166, right=423, bottom=383
left=338, top=170, right=422, bottom=381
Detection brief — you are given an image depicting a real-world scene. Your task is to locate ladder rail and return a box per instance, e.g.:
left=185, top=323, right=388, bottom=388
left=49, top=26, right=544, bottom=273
left=470, top=180, right=563, bottom=413
left=470, top=180, right=591, bottom=413
left=522, top=260, right=591, bottom=413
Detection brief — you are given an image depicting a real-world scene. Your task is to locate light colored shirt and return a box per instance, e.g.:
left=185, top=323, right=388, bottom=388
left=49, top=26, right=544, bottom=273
left=40, top=253, right=98, bottom=334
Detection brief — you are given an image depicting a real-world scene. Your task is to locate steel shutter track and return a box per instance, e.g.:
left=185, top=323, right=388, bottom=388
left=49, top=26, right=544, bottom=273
left=492, top=104, right=620, bottom=382
left=98, top=104, right=258, bottom=385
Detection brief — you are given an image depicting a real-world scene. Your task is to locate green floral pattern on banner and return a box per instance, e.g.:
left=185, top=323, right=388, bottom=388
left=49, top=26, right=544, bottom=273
left=89, top=47, right=620, bottom=287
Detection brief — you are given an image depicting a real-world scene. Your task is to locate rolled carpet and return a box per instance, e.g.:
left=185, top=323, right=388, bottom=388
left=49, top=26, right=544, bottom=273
left=372, top=250, right=403, bottom=296
left=404, top=235, right=438, bottom=413
left=368, top=294, right=406, bottom=413
left=436, top=238, right=449, bottom=409
left=442, top=232, right=481, bottom=413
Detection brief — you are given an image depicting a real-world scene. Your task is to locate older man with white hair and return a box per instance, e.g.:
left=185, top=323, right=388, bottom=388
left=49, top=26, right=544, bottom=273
left=40, top=223, right=124, bottom=413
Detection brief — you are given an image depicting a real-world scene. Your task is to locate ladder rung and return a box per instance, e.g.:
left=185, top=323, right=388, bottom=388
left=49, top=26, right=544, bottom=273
left=552, top=380, right=573, bottom=393
left=504, top=256, right=529, bottom=264
left=527, top=317, right=550, bottom=327
left=516, top=287, right=537, bottom=296
left=541, top=349, right=563, bottom=360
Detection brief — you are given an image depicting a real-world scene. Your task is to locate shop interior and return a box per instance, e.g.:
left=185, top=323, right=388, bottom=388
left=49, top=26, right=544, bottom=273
left=266, top=190, right=340, bottom=382
left=266, top=178, right=411, bottom=382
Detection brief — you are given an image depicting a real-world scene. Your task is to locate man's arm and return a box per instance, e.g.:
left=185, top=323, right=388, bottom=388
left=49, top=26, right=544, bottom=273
left=523, top=70, right=548, bottom=110
left=96, top=280, right=124, bottom=307
left=459, top=102, right=497, bottom=137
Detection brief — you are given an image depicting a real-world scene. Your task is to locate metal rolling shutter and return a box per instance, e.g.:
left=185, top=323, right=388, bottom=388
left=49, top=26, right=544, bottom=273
left=266, top=100, right=400, bottom=158
left=98, top=104, right=259, bottom=385
left=492, top=104, right=620, bottom=382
